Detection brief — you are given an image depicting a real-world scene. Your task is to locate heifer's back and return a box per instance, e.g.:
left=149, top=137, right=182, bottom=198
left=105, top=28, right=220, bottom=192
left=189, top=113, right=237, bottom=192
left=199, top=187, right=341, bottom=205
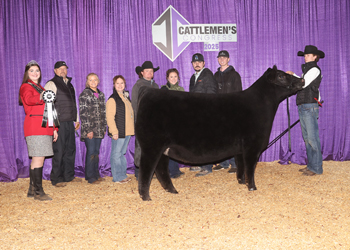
left=136, top=66, right=301, bottom=165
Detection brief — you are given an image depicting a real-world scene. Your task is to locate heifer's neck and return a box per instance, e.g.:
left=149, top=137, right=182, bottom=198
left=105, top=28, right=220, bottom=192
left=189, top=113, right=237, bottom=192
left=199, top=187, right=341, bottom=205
left=249, top=76, right=280, bottom=107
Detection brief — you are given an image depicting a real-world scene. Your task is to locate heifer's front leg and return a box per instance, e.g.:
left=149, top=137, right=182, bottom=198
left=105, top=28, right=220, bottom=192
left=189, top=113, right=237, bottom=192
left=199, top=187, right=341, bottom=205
left=243, top=152, right=259, bottom=191
left=234, top=154, right=245, bottom=185
left=154, top=154, right=178, bottom=194
left=138, top=151, right=162, bottom=201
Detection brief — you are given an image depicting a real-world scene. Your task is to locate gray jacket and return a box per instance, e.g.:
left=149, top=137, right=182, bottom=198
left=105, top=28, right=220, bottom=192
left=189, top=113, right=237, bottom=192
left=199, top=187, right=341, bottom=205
left=131, top=78, right=159, bottom=119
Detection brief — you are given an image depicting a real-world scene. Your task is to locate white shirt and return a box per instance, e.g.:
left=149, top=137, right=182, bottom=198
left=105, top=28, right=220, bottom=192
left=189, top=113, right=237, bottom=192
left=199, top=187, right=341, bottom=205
left=194, top=67, right=205, bottom=83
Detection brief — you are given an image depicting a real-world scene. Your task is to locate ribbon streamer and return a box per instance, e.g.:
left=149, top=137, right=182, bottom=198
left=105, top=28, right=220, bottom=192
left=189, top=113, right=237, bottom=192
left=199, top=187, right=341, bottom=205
left=42, top=90, right=60, bottom=127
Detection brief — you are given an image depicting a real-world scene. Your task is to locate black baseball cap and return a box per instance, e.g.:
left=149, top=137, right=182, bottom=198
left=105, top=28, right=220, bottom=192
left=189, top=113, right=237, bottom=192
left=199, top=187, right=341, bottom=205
left=54, top=61, right=69, bottom=69
left=191, top=53, right=204, bottom=62
left=217, top=50, right=230, bottom=58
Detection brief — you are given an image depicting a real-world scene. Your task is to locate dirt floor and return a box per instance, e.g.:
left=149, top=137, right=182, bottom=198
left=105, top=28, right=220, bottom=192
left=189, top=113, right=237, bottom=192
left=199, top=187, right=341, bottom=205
left=0, top=161, right=349, bottom=249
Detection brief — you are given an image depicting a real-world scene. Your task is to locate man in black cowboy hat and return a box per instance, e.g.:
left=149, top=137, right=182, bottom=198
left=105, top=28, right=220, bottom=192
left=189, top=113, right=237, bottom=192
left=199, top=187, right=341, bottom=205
left=132, top=61, right=160, bottom=118
left=286, top=45, right=325, bottom=176
left=189, top=53, right=218, bottom=176
left=132, top=61, right=160, bottom=179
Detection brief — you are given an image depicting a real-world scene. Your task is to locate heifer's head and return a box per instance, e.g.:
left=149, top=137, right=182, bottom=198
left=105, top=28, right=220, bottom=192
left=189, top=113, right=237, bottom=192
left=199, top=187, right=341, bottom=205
left=266, top=65, right=304, bottom=101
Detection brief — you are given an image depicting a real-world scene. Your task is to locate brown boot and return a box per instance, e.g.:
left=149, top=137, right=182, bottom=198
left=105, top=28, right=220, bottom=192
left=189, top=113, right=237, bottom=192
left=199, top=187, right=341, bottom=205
left=33, top=167, right=52, bottom=201
left=27, top=168, right=34, bottom=198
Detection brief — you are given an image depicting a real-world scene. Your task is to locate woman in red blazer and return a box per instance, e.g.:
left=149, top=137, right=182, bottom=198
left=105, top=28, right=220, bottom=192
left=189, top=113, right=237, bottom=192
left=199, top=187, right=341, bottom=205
left=19, top=60, right=58, bottom=201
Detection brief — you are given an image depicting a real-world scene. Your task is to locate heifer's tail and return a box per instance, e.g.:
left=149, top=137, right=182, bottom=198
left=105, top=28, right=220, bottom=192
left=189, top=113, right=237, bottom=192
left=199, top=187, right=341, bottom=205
left=134, top=137, right=141, bottom=167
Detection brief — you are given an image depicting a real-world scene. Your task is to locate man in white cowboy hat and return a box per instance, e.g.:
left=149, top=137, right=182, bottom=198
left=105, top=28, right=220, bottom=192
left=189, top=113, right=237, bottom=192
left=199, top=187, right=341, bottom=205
left=286, top=45, right=325, bottom=176
left=132, top=61, right=160, bottom=179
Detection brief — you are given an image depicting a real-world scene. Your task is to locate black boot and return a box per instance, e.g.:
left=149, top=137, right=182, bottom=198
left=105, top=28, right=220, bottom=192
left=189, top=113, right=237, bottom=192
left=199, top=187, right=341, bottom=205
left=27, top=168, right=34, bottom=198
left=33, top=167, right=52, bottom=201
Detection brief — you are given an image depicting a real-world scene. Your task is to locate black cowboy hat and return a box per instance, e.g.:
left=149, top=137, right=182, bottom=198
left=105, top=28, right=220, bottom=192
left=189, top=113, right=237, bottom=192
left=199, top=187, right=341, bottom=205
left=135, top=61, right=159, bottom=75
left=297, top=45, right=325, bottom=58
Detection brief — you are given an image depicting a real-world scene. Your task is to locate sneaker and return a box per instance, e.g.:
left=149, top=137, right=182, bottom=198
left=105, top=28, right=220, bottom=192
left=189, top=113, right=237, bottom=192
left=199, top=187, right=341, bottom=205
left=302, top=169, right=316, bottom=176
left=117, top=177, right=132, bottom=184
left=54, top=182, right=67, bottom=187
left=298, top=167, right=308, bottom=172
left=195, top=170, right=210, bottom=177
left=213, top=164, right=227, bottom=171
left=228, top=166, right=237, bottom=174
left=190, top=166, right=202, bottom=172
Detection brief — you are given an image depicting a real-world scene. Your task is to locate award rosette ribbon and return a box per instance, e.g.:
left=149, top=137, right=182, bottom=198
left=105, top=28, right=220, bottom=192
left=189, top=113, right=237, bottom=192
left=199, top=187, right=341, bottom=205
left=41, top=90, right=60, bottom=127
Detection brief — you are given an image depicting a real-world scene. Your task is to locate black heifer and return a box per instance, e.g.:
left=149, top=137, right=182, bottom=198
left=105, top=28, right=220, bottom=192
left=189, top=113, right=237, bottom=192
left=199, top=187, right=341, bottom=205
left=136, top=66, right=304, bottom=201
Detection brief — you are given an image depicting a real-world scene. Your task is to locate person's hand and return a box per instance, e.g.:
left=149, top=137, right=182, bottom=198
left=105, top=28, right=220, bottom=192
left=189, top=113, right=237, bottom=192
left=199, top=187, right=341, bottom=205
left=112, top=134, right=119, bottom=140
left=75, top=122, right=80, bottom=131
left=53, top=130, right=58, bottom=142
left=286, top=71, right=294, bottom=75
left=87, top=132, right=93, bottom=139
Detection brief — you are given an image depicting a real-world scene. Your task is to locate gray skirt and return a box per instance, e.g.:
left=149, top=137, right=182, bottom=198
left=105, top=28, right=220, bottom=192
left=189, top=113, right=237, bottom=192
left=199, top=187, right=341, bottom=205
left=25, top=135, right=54, bottom=157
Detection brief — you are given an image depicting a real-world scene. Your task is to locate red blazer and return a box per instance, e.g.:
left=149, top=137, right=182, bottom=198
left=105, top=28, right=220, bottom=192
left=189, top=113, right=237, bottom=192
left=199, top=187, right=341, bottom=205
left=20, top=80, right=57, bottom=137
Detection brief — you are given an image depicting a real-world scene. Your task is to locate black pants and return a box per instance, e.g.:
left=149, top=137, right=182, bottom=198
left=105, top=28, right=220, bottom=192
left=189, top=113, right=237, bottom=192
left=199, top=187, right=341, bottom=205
left=50, top=121, right=76, bottom=185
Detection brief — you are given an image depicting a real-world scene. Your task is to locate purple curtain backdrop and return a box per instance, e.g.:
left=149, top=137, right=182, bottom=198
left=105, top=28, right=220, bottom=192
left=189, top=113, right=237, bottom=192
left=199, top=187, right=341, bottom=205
left=1, top=0, right=349, bottom=182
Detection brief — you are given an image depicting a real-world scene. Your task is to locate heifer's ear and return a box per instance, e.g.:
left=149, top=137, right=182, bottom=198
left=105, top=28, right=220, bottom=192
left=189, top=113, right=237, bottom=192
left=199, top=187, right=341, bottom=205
left=266, top=66, right=277, bottom=82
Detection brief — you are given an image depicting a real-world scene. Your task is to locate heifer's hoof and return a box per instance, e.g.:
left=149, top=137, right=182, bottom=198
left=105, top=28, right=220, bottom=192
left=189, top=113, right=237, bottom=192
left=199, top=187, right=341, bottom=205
left=166, top=189, right=178, bottom=194
left=248, top=186, right=257, bottom=191
left=140, top=194, right=152, bottom=201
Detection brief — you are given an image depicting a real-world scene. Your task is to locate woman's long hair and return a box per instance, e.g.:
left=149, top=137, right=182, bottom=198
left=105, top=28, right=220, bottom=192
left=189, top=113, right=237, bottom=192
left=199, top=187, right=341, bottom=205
left=19, top=62, right=42, bottom=105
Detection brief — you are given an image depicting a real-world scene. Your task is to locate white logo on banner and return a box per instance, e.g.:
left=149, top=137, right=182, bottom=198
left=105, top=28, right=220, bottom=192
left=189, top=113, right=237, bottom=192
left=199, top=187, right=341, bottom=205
left=152, top=5, right=237, bottom=61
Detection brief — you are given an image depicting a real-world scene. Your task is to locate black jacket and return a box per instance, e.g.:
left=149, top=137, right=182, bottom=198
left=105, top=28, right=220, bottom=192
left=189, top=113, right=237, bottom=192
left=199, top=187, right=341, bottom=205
left=189, top=68, right=217, bottom=94
left=214, top=66, right=242, bottom=93
left=49, top=75, right=77, bottom=122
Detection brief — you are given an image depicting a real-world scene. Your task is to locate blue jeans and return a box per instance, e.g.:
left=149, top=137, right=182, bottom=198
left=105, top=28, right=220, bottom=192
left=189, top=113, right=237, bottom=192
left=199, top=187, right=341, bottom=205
left=84, top=138, right=102, bottom=183
left=111, top=136, right=131, bottom=182
left=298, top=103, right=323, bottom=174
left=201, top=164, right=213, bottom=172
left=220, top=157, right=236, bottom=168
left=169, top=159, right=182, bottom=177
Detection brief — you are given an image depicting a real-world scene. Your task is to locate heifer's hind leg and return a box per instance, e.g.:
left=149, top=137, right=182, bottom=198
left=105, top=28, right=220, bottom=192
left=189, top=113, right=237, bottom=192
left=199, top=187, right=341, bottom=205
left=234, top=154, right=245, bottom=185
left=138, top=150, right=162, bottom=201
left=154, top=154, right=178, bottom=194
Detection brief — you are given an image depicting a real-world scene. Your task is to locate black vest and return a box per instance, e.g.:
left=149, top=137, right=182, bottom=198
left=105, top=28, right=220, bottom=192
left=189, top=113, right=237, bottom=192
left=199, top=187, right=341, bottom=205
left=108, top=90, right=130, bottom=138
left=50, top=75, right=77, bottom=122
left=296, top=61, right=322, bottom=105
